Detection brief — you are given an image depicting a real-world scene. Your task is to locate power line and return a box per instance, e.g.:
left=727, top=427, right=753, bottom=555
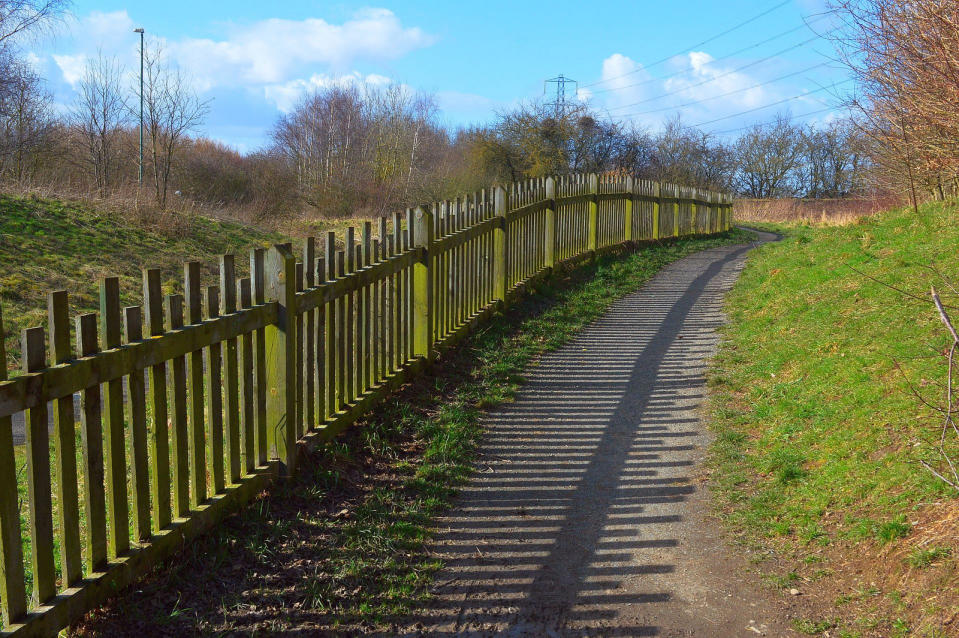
left=617, top=61, right=836, bottom=118
left=581, top=0, right=793, bottom=89
left=689, top=78, right=854, bottom=127
left=604, top=35, right=825, bottom=112
left=707, top=105, right=844, bottom=135
left=589, top=15, right=829, bottom=97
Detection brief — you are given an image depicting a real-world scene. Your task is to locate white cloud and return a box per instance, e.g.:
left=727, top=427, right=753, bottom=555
left=46, top=8, right=434, bottom=96
left=82, top=10, right=135, bottom=41
left=585, top=50, right=793, bottom=130
left=663, top=51, right=766, bottom=110
left=52, top=53, right=86, bottom=87
left=171, top=9, right=434, bottom=91
left=599, top=53, right=651, bottom=105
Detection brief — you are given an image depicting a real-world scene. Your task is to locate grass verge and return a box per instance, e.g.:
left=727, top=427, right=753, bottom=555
left=0, top=193, right=285, bottom=366
left=710, top=207, right=959, bottom=636
left=70, top=228, right=754, bottom=635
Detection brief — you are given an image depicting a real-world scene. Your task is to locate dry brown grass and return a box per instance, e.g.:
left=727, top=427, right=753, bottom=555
left=734, top=196, right=903, bottom=226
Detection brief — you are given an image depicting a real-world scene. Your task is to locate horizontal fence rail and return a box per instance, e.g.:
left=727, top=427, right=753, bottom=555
left=0, top=174, right=732, bottom=636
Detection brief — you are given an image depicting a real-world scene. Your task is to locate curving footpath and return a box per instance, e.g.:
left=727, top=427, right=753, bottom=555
left=395, top=229, right=793, bottom=637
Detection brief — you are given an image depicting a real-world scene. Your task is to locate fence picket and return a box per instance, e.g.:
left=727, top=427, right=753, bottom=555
left=0, top=303, right=26, bottom=625
left=47, top=291, right=81, bottom=584
left=22, top=327, right=55, bottom=603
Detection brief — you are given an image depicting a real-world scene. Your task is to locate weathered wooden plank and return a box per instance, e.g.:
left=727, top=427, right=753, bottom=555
left=411, top=207, right=434, bottom=359
left=0, top=302, right=26, bottom=625
left=123, top=306, right=151, bottom=543
left=206, top=286, right=224, bottom=494
left=22, top=326, right=56, bottom=604
left=251, top=249, right=267, bottom=466
left=143, top=269, right=171, bottom=530
left=314, top=258, right=326, bottom=426
left=47, top=291, right=81, bottom=586
left=76, top=314, right=107, bottom=573
left=166, top=295, right=189, bottom=518
left=294, top=262, right=304, bottom=441
left=361, top=222, right=372, bottom=391
left=324, top=233, right=336, bottom=420
left=303, top=238, right=315, bottom=433
left=99, top=277, right=129, bottom=558
left=335, top=250, right=346, bottom=413
left=221, top=256, right=241, bottom=483
left=344, top=228, right=355, bottom=405
left=184, top=262, right=207, bottom=508
left=239, top=278, right=254, bottom=474
left=371, top=238, right=381, bottom=383
left=264, top=244, right=297, bottom=475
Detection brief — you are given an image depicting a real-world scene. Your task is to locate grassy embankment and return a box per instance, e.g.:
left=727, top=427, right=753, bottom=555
left=73, top=228, right=755, bottom=634
left=710, top=203, right=959, bottom=636
left=0, top=193, right=287, bottom=367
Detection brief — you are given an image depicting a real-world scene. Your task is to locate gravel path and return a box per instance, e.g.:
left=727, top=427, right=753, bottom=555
left=395, top=230, right=794, bottom=637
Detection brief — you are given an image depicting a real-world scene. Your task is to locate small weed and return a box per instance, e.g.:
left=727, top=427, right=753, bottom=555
left=906, top=546, right=952, bottom=569
left=792, top=617, right=838, bottom=635
left=876, top=516, right=911, bottom=544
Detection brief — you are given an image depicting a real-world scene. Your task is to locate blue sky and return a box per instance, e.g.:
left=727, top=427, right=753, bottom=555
left=26, top=0, right=848, bottom=152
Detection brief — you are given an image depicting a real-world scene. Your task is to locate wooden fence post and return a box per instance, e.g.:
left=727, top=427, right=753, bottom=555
left=184, top=262, right=206, bottom=507
left=411, top=206, right=434, bottom=360
left=672, top=186, right=680, bottom=237
left=653, top=182, right=661, bottom=240
left=544, top=177, right=556, bottom=268
left=493, top=186, right=509, bottom=302
left=0, top=303, right=26, bottom=625
left=624, top=176, right=634, bottom=243
left=100, top=277, right=129, bottom=557
left=690, top=189, right=698, bottom=235
left=265, top=243, right=297, bottom=476
left=22, top=326, right=55, bottom=603
left=588, top=173, right=599, bottom=254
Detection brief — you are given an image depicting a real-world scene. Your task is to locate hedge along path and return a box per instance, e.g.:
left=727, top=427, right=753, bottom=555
left=0, top=174, right=732, bottom=637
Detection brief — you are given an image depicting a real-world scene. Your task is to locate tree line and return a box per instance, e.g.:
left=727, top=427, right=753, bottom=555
left=0, top=0, right=876, bottom=227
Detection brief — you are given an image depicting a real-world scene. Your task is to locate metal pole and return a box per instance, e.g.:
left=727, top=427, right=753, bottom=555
left=135, top=28, right=144, bottom=186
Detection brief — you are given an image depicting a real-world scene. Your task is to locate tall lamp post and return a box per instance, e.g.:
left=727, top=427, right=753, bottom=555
left=134, top=28, right=144, bottom=186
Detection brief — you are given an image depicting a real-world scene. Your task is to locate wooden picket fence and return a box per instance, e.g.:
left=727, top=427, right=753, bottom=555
left=0, top=173, right=731, bottom=636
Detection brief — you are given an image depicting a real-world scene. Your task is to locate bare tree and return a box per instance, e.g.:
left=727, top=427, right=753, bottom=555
left=0, top=0, right=69, bottom=45
left=140, top=43, right=209, bottom=208
left=734, top=115, right=804, bottom=198
left=827, top=0, right=959, bottom=204
left=271, top=81, right=445, bottom=216
left=72, top=54, right=128, bottom=194
left=0, top=54, right=51, bottom=182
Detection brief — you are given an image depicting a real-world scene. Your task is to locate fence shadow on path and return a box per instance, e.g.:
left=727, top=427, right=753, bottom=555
left=396, top=245, right=752, bottom=637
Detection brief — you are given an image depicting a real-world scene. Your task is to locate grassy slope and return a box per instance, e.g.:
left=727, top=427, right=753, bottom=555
left=711, top=207, right=959, bottom=636
left=0, top=193, right=284, bottom=367
left=74, top=230, right=755, bottom=635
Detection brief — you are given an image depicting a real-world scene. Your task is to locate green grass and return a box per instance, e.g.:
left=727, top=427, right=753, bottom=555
left=73, top=229, right=755, bottom=634
left=0, top=193, right=285, bottom=367
left=711, top=205, right=959, bottom=545
left=712, top=205, right=959, bottom=634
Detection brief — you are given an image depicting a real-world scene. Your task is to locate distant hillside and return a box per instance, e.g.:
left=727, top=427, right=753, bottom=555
left=0, top=194, right=285, bottom=368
